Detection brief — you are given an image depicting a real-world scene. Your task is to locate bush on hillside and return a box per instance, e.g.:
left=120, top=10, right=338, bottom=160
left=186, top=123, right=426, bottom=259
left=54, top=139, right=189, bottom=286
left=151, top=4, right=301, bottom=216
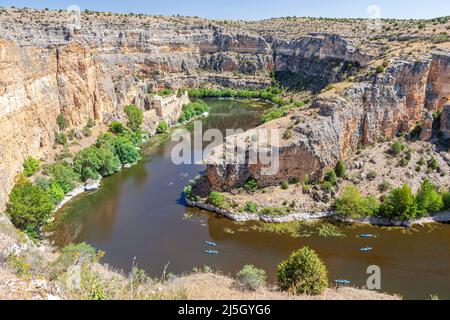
left=334, top=185, right=379, bottom=219
left=380, top=184, right=417, bottom=220
left=415, top=180, right=444, bottom=216
left=23, top=156, right=40, bottom=177
left=236, top=265, right=267, bottom=291
left=6, top=175, right=55, bottom=238
left=277, top=247, right=328, bottom=295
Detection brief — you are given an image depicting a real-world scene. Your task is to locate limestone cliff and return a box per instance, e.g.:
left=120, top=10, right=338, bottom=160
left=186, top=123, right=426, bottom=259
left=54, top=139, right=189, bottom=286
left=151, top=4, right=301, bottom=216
left=206, top=52, right=450, bottom=189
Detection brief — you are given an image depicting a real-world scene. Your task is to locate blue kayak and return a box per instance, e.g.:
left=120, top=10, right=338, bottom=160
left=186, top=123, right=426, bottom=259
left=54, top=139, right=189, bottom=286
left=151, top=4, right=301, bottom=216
left=205, top=250, right=219, bottom=255
left=335, top=279, right=352, bottom=285
left=359, top=234, right=376, bottom=238
left=204, top=241, right=217, bottom=247
left=360, top=247, right=373, bottom=252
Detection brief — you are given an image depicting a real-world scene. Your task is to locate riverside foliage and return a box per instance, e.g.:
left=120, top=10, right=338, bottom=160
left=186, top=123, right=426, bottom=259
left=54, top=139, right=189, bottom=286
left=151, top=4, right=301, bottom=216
left=6, top=107, right=144, bottom=238
left=334, top=180, right=447, bottom=221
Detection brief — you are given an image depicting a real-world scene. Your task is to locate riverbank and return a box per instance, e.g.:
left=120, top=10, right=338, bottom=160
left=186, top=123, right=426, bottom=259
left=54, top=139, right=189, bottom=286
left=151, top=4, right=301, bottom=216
left=186, top=197, right=450, bottom=227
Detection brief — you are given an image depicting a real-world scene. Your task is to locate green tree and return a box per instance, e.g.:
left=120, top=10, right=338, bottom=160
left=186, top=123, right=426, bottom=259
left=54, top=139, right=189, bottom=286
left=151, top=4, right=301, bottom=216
left=56, top=114, right=68, bottom=131
left=415, top=180, right=444, bottom=216
left=109, top=121, right=125, bottom=134
left=124, top=105, right=143, bottom=132
left=334, top=185, right=379, bottom=219
left=324, top=169, right=338, bottom=186
left=47, top=181, right=65, bottom=204
left=45, top=162, right=80, bottom=193
left=23, top=156, right=40, bottom=177
left=6, top=176, right=55, bottom=238
left=112, top=136, right=140, bottom=164
left=380, top=184, right=417, bottom=220
left=73, top=146, right=120, bottom=181
left=243, top=178, right=258, bottom=192
left=442, top=191, right=450, bottom=210
left=335, top=160, right=346, bottom=178
left=156, top=120, right=169, bottom=134
left=277, top=247, right=328, bottom=295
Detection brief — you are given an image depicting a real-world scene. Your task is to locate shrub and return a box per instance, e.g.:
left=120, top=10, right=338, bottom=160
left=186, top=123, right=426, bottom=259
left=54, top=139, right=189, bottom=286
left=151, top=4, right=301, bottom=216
left=442, top=191, right=450, bottom=210
left=281, top=181, right=289, bottom=190
left=243, top=178, right=258, bottom=192
left=236, top=265, right=267, bottom=291
left=56, top=114, right=68, bottom=131
left=6, top=176, right=55, bottom=238
left=124, top=104, right=143, bottom=132
left=156, top=120, right=169, bottom=134
left=277, top=247, right=328, bottom=295
left=86, top=117, right=94, bottom=128
left=366, top=171, right=378, bottom=180
left=23, top=156, right=40, bottom=177
left=243, top=202, right=258, bottom=213
left=109, top=121, right=125, bottom=134
left=415, top=180, right=444, bottom=216
left=380, top=184, right=417, bottom=220
left=334, top=185, right=379, bottom=219
left=378, top=180, right=392, bottom=193
left=178, top=100, right=210, bottom=123
left=260, top=207, right=288, bottom=216
left=96, top=133, right=140, bottom=165
left=389, top=141, right=405, bottom=156
left=376, top=65, right=385, bottom=74
left=73, top=146, right=121, bottom=181
left=324, top=169, right=338, bottom=186
left=207, top=192, right=225, bottom=207
left=47, top=181, right=65, bottom=204
left=44, top=162, right=80, bottom=193
left=427, top=157, right=439, bottom=171
left=335, top=160, right=346, bottom=178
left=55, top=131, right=67, bottom=146
left=82, top=126, right=92, bottom=137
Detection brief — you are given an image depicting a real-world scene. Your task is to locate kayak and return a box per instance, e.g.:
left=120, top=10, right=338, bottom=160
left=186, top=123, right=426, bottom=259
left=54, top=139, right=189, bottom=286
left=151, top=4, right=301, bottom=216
left=205, top=250, right=219, bottom=255
left=204, top=241, right=217, bottom=246
left=359, top=234, right=376, bottom=238
left=334, top=279, right=352, bottom=285
left=360, top=247, right=373, bottom=252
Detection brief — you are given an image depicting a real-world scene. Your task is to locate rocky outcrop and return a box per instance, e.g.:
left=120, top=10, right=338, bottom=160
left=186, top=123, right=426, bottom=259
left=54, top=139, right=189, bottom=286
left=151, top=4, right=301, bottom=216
left=207, top=53, right=450, bottom=189
left=273, top=35, right=372, bottom=90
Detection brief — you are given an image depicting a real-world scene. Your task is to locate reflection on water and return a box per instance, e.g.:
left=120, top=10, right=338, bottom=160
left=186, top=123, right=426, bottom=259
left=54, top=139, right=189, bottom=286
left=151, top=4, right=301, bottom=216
left=50, top=99, right=450, bottom=300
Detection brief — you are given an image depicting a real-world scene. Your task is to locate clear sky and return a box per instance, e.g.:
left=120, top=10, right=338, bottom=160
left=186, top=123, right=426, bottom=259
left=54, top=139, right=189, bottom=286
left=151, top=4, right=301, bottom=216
left=1, top=0, right=449, bottom=20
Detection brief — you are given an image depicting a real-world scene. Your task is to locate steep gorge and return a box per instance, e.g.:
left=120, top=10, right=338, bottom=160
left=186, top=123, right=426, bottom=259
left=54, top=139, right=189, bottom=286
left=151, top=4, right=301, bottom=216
left=0, top=9, right=375, bottom=209
left=0, top=8, right=449, bottom=208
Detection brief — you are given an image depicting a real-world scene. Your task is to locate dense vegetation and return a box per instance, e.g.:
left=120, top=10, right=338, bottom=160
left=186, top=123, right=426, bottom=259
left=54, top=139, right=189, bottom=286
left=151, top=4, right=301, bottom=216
left=277, top=247, right=328, bottom=295
left=334, top=180, right=448, bottom=221
left=22, top=156, right=40, bottom=177
left=6, top=106, right=144, bottom=238
left=178, top=100, right=210, bottom=123
left=187, top=87, right=287, bottom=106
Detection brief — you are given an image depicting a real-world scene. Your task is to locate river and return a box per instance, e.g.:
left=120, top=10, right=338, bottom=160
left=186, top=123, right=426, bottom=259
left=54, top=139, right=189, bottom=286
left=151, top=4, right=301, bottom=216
left=50, top=98, right=450, bottom=300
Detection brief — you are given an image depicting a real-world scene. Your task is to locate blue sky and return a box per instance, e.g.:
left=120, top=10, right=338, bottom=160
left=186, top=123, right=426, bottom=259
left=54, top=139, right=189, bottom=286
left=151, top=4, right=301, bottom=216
left=1, top=0, right=449, bottom=20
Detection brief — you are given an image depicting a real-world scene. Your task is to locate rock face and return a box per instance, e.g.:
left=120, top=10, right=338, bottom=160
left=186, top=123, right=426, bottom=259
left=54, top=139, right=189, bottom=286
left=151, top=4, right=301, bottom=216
left=206, top=54, right=450, bottom=189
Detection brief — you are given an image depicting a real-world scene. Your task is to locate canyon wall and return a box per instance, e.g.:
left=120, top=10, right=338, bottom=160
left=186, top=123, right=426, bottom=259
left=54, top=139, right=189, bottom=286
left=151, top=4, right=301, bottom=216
left=0, top=10, right=375, bottom=209
left=206, top=52, right=450, bottom=190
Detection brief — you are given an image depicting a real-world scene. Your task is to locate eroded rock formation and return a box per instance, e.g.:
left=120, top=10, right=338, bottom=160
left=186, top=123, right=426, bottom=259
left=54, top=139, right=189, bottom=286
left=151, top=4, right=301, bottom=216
left=206, top=53, right=450, bottom=190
